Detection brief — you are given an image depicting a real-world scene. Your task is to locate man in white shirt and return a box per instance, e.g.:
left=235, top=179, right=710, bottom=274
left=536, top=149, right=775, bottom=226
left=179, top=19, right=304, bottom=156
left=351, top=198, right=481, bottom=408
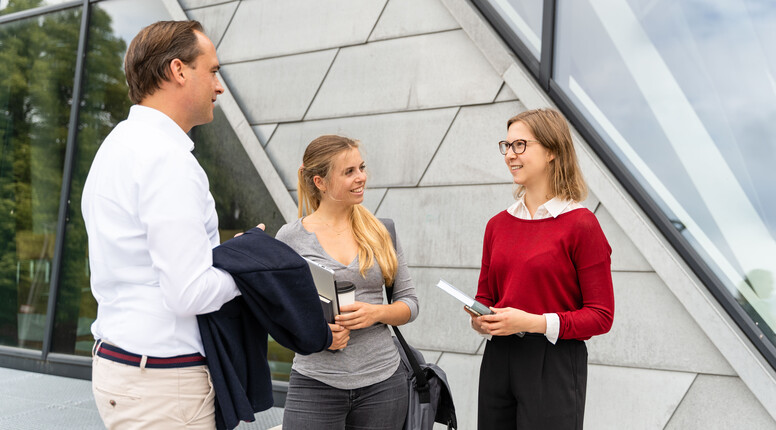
left=82, top=20, right=239, bottom=429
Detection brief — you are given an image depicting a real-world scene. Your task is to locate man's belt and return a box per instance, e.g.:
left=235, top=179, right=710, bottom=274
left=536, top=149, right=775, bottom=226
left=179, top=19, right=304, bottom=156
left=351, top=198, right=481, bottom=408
left=95, top=341, right=206, bottom=369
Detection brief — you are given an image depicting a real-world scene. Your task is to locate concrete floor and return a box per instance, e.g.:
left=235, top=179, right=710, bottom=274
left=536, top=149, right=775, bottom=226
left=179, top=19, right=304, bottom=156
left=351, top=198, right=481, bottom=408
left=0, top=367, right=283, bottom=429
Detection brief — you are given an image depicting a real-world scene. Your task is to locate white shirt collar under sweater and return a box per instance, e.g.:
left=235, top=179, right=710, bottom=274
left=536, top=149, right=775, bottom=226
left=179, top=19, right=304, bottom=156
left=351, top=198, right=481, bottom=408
left=507, top=196, right=583, bottom=220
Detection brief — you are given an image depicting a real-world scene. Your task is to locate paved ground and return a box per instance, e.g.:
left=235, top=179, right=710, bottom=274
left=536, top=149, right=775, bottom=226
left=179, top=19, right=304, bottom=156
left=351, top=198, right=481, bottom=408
left=0, top=367, right=283, bottom=429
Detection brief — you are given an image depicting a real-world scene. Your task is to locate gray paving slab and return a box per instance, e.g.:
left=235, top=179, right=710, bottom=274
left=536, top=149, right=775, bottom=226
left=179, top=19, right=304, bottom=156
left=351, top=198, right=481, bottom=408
left=0, top=368, right=283, bottom=430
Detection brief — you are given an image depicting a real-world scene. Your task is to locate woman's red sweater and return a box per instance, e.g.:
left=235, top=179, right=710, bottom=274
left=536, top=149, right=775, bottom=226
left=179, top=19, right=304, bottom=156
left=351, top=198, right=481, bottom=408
left=476, top=208, right=614, bottom=340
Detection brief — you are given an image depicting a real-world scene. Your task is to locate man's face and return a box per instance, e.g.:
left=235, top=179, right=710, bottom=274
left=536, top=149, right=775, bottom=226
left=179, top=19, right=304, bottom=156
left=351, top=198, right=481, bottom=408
left=183, top=31, right=224, bottom=128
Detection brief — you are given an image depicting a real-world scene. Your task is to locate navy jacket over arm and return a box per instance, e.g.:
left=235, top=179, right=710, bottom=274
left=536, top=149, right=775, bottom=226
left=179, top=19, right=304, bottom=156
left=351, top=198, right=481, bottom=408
left=197, top=227, right=332, bottom=430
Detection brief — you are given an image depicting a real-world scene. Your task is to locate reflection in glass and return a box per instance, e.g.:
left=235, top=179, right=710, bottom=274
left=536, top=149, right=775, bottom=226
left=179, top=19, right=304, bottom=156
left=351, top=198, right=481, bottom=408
left=553, top=0, right=776, bottom=343
left=482, top=0, right=543, bottom=59
left=51, top=0, right=173, bottom=356
left=191, top=107, right=290, bottom=380
left=0, top=0, right=75, bottom=17
left=51, top=1, right=141, bottom=356
left=0, top=7, right=80, bottom=350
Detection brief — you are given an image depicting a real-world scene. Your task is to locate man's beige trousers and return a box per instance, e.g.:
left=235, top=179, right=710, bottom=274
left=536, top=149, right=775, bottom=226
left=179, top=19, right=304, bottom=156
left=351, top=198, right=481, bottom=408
left=92, top=353, right=216, bottom=429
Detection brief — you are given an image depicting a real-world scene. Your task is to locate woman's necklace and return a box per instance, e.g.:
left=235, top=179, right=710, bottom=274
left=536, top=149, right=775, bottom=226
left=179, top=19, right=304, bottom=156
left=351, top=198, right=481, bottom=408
left=324, top=222, right=350, bottom=236
left=307, top=218, right=351, bottom=235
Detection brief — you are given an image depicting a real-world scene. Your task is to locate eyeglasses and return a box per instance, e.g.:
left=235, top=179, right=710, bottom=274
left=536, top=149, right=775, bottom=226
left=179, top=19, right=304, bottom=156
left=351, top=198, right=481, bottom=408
left=498, top=139, right=540, bottom=155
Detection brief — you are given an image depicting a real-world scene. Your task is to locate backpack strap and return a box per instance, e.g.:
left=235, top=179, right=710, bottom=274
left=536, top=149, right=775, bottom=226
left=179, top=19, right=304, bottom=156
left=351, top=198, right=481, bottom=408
left=379, top=218, right=397, bottom=300
left=378, top=218, right=431, bottom=404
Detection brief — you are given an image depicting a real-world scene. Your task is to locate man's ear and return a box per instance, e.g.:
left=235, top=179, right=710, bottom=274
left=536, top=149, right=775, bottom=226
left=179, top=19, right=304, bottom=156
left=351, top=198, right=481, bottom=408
left=169, top=58, right=186, bottom=85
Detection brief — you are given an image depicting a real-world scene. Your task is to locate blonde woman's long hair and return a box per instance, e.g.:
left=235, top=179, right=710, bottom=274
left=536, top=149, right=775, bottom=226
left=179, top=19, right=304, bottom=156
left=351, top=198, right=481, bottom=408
left=506, top=108, right=588, bottom=202
left=297, top=135, right=398, bottom=286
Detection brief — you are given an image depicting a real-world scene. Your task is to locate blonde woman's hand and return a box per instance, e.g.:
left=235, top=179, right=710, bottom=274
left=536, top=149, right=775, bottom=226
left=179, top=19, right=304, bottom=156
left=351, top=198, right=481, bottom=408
left=233, top=223, right=265, bottom=238
left=336, top=302, right=382, bottom=330
left=327, top=324, right=350, bottom=350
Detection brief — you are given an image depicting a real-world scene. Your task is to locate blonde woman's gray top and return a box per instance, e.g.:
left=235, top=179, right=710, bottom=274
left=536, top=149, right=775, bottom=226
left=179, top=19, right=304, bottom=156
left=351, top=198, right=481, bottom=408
left=275, top=218, right=419, bottom=390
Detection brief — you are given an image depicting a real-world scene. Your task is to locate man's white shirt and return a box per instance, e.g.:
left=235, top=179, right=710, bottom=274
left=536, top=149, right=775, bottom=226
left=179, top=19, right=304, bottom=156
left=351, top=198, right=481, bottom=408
left=82, top=105, right=239, bottom=357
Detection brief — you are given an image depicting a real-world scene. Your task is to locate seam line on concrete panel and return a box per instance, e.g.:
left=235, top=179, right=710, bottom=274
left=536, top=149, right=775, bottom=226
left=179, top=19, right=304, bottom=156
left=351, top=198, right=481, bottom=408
left=663, top=373, right=699, bottom=429
left=214, top=0, right=241, bottom=50
left=217, top=30, right=465, bottom=67
left=301, top=49, right=341, bottom=121
left=407, top=265, right=481, bottom=270
left=415, top=107, right=462, bottom=186
left=219, top=46, right=344, bottom=67
left=364, top=27, right=464, bottom=45
left=492, top=81, right=506, bottom=103
left=365, top=0, right=390, bottom=43
left=294, top=28, right=465, bottom=58
left=476, top=339, right=486, bottom=355
left=258, top=123, right=279, bottom=147
left=291, top=181, right=513, bottom=194
left=373, top=188, right=390, bottom=215
left=181, top=0, right=237, bottom=11
left=610, top=269, right=656, bottom=274
left=293, top=98, right=519, bottom=124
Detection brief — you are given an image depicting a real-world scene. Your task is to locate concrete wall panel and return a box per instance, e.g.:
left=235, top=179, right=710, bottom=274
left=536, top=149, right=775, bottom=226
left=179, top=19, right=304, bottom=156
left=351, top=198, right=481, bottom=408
left=403, top=267, right=485, bottom=353
left=179, top=0, right=233, bottom=10
left=420, top=101, right=523, bottom=186
left=306, top=31, right=503, bottom=119
left=585, top=364, right=695, bottom=430
left=665, top=375, right=776, bottom=430
left=220, top=49, right=336, bottom=124
left=362, top=188, right=387, bottom=214
left=416, top=349, right=443, bottom=365
left=265, top=108, right=457, bottom=188
left=435, top=352, right=482, bottom=430
left=376, top=184, right=514, bottom=267
left=588, top=272, right=735, bottom=375
left=595, top=206, right=652, bottom=272
left=582, top=189, right=600, bottom=212
left=494, top=82, right=518, bottom=102
left=218, top=0, right=386, bottom=63
left=369, top=0, right=460, bottom=42
left=251, top=124, right=277, bottom=147
left=186, top=2, right=238, bottom=47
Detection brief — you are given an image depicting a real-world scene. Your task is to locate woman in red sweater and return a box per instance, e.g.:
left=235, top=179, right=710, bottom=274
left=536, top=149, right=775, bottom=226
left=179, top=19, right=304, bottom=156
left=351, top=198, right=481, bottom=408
left=469, top=108, right=614, bottom=429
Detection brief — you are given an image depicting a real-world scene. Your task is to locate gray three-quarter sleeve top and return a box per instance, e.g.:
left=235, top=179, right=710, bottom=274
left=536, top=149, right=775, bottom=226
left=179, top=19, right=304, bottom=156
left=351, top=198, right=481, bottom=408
left=275, top=218, right=419, bottom=390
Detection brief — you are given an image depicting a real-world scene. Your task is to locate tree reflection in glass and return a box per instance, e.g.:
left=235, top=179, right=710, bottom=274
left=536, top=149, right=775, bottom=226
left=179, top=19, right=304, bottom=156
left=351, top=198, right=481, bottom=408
left=0, top=2, right=81, bottom=350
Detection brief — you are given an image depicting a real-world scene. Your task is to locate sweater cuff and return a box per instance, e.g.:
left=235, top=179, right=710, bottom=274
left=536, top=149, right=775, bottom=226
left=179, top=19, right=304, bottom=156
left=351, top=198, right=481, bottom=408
left=543, top=313, right=559, bottom=344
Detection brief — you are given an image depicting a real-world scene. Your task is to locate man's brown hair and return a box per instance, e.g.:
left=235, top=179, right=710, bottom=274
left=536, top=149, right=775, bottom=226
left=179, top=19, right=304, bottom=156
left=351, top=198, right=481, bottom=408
left=124, top=20, right=204, bottom=104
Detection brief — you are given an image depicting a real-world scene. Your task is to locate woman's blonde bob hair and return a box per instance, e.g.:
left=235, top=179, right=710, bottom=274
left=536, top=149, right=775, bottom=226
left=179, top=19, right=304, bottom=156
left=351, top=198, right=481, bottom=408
left=507, top=108, right=587, bottom=202
left=297, top=135, right=398, bottom=285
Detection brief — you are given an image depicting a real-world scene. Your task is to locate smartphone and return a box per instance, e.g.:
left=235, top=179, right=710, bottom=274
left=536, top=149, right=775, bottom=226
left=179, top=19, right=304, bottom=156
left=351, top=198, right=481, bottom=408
left=465, top=301, right=493, bottom=316
left=464, top=304, right=484, bottom=317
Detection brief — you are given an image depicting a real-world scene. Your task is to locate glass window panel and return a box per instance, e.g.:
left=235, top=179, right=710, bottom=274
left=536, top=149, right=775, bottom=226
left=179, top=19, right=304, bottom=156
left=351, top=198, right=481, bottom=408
left=0, top=0, right=76, bottom=18
left=51, top=0, right=171, bottom=356
left=482, top=0, right=543, bottom=59
left=0, top=7, right=80, bottom=350
left=554, top=0, right=776, bottom=343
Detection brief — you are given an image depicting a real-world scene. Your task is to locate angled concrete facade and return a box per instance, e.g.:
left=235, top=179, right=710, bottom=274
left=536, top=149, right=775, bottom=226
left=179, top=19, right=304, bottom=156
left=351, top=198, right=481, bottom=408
left=179, top=0, right=776, bottom=428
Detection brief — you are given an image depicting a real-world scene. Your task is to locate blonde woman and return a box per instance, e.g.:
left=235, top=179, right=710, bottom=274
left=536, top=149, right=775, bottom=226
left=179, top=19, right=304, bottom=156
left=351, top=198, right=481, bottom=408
left=276, top=135, right=418, bottom=430
left=470, top=109, right=614, bottom=429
